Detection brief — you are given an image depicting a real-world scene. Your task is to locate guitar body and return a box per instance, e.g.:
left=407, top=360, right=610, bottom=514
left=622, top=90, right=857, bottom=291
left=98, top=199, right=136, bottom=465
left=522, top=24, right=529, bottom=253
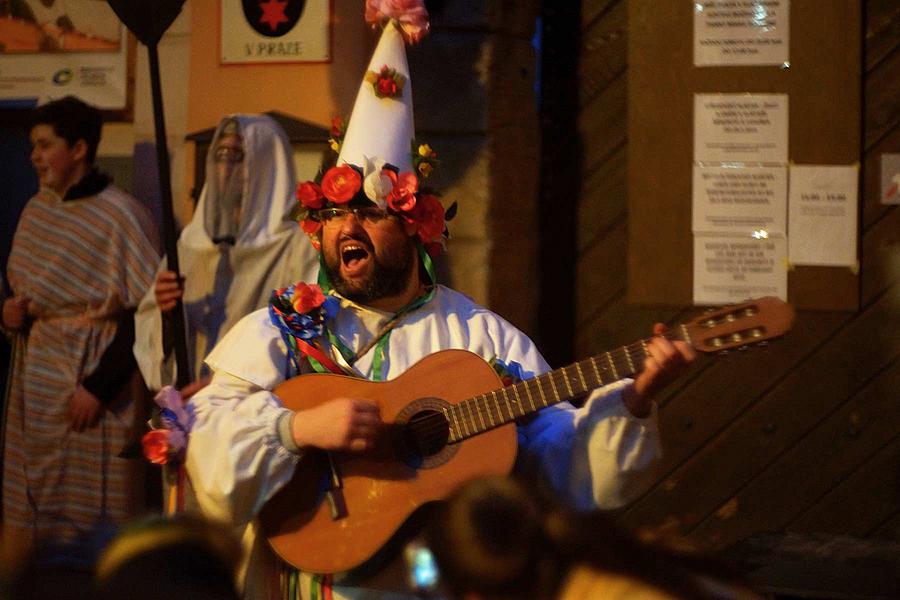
left=260, top=349, right=518, bottom=574
left=259, top=296, right=797, bottom=574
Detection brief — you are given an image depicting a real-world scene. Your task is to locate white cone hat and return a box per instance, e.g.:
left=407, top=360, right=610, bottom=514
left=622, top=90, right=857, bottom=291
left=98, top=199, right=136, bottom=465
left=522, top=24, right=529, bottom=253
left=338, top=21, right=415, bottom=174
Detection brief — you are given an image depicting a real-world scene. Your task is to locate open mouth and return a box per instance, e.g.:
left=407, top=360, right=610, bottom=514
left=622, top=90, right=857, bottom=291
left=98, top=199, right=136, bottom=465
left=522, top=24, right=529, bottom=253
left=341, top=242, right=371, bottom=271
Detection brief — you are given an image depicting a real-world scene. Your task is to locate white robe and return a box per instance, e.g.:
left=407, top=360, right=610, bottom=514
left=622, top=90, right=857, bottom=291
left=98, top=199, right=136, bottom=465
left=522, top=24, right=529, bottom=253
left=134, top=114, right=319, bottom=389
left=186, top=285, right=662, bottom=600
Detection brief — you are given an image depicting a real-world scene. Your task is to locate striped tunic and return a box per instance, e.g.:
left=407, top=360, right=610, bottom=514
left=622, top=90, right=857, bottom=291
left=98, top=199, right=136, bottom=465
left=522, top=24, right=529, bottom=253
left=3, top=185, right=158, bottom=562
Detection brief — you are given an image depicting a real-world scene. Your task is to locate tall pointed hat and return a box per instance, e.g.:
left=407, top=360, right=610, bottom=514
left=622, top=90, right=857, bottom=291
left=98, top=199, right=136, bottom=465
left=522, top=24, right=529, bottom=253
left=338, top=20, right=415, bottom=173
left=293, top=0, right=452, bottom=256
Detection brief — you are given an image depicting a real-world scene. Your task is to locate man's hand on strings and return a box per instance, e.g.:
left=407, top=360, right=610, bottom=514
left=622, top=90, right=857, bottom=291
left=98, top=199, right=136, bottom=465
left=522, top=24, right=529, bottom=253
left=154, top=270, right=183, bottom=313
left=291, top=398, right=383, bottom=452
left=623, top=323, right=696, bottom=418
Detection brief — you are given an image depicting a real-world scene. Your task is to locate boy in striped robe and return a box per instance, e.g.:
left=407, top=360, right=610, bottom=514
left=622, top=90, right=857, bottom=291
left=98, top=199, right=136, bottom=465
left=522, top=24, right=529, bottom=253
left=2, top=95, right=159, bottom=571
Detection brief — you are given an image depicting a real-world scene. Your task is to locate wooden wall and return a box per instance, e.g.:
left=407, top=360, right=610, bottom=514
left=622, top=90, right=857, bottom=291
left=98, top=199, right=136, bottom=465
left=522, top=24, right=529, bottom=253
left=574, top=0, right=900, bottom=550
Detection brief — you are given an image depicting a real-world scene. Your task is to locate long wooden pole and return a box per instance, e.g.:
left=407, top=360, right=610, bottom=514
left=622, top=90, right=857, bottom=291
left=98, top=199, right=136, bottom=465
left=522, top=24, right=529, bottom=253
left=147, top=43, right=191, bottom=389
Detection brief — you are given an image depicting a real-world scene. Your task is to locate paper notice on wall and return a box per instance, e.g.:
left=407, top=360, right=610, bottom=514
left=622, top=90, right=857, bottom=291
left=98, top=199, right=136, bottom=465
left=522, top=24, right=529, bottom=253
left=694, top=94, right=788, bottom=163
left=881, top=153, right=900, bottom=205
left=693, top=165, right=787, bottom=235
left=694, top=235, right=787, bottom=305
left=788, top=165, right=858, bottom=267
left=694, top=0, right=790, bottom=67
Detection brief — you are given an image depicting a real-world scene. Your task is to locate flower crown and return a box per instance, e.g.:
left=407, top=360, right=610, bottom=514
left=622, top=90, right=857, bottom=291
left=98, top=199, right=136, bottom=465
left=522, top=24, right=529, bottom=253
left=293, top=116, right=456, bottom=257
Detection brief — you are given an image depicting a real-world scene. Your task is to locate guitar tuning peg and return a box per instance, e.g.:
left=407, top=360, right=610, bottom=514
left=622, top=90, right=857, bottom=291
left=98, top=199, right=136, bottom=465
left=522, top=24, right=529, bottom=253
left=718, top=350, right=730, bottom=357
left=756, top=340, right=769, bottom=347
left=738, top=345, right=749, bottom=351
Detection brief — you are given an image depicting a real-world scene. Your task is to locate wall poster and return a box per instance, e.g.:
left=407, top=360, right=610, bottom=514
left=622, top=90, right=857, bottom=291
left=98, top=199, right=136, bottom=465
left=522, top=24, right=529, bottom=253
left=221, top=0, right=331, bottom=64
left=0, top=0, right=129, bottom=109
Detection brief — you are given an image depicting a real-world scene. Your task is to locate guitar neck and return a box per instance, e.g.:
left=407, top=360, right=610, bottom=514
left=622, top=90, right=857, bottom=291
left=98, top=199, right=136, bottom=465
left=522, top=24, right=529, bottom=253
left=446, top=326, right=691, bottom=443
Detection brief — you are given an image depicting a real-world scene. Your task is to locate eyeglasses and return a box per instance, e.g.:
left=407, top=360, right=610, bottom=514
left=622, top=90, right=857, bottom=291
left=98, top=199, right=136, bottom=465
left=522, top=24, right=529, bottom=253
left=314, top=206, right=390, bottom=226
left=213, top=146, right=245, bottom=163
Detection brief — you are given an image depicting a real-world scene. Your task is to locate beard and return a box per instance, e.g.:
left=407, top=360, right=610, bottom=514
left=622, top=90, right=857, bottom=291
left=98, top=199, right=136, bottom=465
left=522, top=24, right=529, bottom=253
left=324, top=233, right=417, bottom=305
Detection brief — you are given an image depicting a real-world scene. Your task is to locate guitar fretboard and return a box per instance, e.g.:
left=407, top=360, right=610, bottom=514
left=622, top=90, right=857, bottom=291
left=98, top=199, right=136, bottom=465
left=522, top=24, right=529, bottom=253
left=444, top=328, right=689, bottom=443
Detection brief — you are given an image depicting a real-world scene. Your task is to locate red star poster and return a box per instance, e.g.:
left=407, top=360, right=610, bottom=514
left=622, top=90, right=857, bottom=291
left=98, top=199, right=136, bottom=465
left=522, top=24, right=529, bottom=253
left=221, top=0, right=330, bottom=64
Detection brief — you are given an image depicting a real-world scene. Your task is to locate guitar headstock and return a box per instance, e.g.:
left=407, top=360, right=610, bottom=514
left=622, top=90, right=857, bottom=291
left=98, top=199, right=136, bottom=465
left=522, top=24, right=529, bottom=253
left=683, top=297, right=795, bottom=353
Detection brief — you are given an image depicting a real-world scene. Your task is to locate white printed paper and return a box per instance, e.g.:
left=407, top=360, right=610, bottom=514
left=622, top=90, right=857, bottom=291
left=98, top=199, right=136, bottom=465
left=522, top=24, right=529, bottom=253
left=694, top=235, right=787, bottom=305
left=693, top=165, right=787, bottom=235
left=788, top=165, right=858, bottom=267
left=694, top=0, right=790, bottom=67
left=221, top=0, right=331, bottom=64
left=881, top=153, right=900, bottom=205
left=694, top=94, right=788, bottom=163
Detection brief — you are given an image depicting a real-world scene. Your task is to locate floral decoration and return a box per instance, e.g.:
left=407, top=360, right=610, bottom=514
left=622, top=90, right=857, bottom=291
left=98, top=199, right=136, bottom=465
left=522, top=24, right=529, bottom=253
left=365, top=0, right=430, bottom=44
left=293, top=129, right=456, bottom=253
left=489, top=357, right=527, bottom=387
left=365, top=65, right=406, bottom=99
left=321, top=164, right=361, bottom=204
left=270, top=282, right=339, bottom=341
left=329, top=114, right=346, bottom=153
left=413, top=143, right=438, bottom=178
left=142, top=386, right=193, bottom=465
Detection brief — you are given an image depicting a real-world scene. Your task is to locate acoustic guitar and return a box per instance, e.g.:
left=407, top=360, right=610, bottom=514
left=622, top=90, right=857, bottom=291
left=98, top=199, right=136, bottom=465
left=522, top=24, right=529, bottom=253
left=260, top=296, right=794, bottom=574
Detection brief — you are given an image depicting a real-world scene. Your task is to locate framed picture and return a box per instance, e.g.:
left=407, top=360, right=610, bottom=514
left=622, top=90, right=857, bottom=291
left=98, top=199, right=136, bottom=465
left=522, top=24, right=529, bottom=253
left=220, top=0, right=331, bottom=64
left=0, top=0, right=132, bottom=112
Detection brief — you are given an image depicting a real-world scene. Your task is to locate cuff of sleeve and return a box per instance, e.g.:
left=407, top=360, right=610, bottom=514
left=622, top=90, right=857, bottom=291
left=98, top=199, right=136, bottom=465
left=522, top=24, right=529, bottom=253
left=277, top=410, right=302, bottom=455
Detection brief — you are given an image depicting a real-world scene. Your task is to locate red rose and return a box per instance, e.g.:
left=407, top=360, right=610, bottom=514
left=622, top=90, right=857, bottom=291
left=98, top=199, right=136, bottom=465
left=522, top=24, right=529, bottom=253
left=377, top=76, right=398, bottom=97
left=142, top=430, right=170, bottom=465
left=409, top=194, right=445, bottom=242
left=297, top=181, right=325, bottom=209
left=321, top=165, right=361, bottom=204
left=330, top=115, right=344, bottom=138
left=292, top=282, right=326, bottom=314
left=387, top=172, right=418, bottom=213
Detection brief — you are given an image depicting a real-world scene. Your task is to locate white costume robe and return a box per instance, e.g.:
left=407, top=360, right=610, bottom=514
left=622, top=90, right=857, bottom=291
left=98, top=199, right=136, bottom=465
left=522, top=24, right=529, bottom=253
left=186, top=285, right=662, bottom=599
left=134, top=114, right=319, bottom=389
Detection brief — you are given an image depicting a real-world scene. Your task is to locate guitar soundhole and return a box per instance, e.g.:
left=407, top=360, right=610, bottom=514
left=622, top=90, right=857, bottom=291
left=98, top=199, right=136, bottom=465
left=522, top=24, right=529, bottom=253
left=403, top=409, right=448, bottom=456
left=393, top=398, right=458, bottom=469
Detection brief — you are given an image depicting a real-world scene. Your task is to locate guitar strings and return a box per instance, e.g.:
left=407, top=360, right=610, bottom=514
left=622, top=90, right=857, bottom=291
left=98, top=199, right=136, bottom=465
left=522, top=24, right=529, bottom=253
left=398, top=337, right=665, bottom=445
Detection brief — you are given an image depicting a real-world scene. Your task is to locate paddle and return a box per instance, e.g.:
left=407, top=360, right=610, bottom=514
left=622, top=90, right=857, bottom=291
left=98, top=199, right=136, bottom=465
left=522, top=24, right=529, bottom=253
left=106, top=0, right=191, bottom=388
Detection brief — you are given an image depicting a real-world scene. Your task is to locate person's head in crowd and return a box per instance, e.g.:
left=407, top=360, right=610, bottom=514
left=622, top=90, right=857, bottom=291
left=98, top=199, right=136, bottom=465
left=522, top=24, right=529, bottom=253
left=29, top=95, right=102, bottom=195
left=94, top=514, right=242, bottom=600
left=426, top=476, right=754, bottom=600
left=200, top=114, right=298, bottom=247
left=208, top=117, right=245, bottom=242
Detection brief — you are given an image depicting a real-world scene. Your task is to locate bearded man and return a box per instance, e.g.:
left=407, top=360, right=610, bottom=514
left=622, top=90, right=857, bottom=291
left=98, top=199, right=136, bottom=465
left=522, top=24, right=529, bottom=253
left=182, top=11, right=695, bottom=600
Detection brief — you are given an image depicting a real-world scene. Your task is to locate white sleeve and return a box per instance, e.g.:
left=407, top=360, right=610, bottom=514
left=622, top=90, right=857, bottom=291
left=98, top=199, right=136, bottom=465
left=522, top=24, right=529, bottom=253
left=133, top=277, right=169, bottom=391
left=185, top=370, right=300, bottom=526
left=517, top=379, right=661, bottom=511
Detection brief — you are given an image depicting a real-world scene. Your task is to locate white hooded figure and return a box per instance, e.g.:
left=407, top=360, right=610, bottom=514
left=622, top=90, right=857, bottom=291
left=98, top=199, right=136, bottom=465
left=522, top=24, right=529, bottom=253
left=134, top=114, right=319, bottom=391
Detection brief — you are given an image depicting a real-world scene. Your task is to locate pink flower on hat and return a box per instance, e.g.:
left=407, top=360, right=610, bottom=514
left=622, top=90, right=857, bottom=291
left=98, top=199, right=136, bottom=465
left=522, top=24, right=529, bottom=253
left=386, top=171, right=418, bottom=212
left=365, top=0, right=430, bottom=44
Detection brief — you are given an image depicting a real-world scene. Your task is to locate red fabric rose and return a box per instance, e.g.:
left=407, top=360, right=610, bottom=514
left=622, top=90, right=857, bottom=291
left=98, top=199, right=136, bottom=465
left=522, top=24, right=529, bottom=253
left=297, top=181, right=325, bottom=209
left=321, top=165, right=361, bottom=204
left=142, top=430, right=170, bottom=465
left=377, top=75, right=398, bottom=97
left=330, top=115, right=344, bottom=138
left=408, top=194, right=445, bottom=242
left=387, top=172, right=418, bottom=213
left=292, top=282, right=326, bottom=314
